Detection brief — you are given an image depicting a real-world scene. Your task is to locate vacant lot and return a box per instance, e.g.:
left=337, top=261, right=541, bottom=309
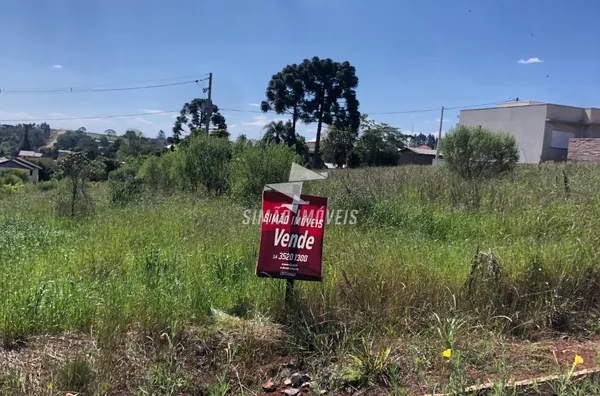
left=2, top=164, right=600, bottom=395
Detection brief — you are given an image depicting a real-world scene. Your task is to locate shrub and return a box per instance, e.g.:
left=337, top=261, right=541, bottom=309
left=440, top=125, right=519, bottom=180
left=229, top=143, right=301, bottom=203
left=0, top=169, right=29, bottom=185
left=108, top=165, right=143, bottom=204
left=55, top=153, right=95, bottom=217
left=37, top=180, right=58, bottom=191
left=175, top=134, right=231, bottom=194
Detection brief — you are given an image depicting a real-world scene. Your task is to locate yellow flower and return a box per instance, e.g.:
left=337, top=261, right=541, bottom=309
left=574, top=354, right=584, bottom=366
left=442, top=348, right=452, bottom=359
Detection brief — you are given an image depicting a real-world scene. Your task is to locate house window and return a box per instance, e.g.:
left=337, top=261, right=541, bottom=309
left=551, top=130, right=575, bottom=149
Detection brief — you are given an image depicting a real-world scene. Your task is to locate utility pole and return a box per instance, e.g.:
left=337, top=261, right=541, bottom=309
left=205, top=73, right=213, bottom=135
left=435, top=106, right=444, bottom=160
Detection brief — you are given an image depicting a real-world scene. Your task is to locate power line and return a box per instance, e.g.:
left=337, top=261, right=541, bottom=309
left=0, top=110, right=178, bottom=123
left=0, top=99, right=515, bottom=123
left=0, top=78, right=208, bottom=94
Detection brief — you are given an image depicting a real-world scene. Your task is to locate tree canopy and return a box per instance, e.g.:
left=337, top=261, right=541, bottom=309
left=300, top=57, right=360, bottom=167
left=440, top=125, right=519, bottom=180
left=172, top=98, right=227, bottom=143
left=260, top=64, right=308, bottom=145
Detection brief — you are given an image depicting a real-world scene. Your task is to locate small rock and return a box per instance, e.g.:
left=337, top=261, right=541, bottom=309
left=301, top=382, right=313, bottom=389
left=280, top=368, right=291, bottom=379
left=320, top=391, right=328, bottom=395
left=283, top=389, right=300, bottom=396
left=262, top=378, right=277, bottom=392
left=290, top=373, right=311, bottom=388
left=283, top=378, right=292, bottom=386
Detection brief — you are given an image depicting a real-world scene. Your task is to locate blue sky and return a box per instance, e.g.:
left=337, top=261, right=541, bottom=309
left=1, top=0, right=599, bottom=140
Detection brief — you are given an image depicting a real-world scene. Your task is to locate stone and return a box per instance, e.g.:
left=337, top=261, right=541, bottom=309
left=283, top=378, right=292, bottom=386
left=320, top=391, right=328, bottom=395
left=262, top=378, right=277, bottom=392
left=290, top=373, right=311, bottom=388
left=283, top=389, right=300, bottom=396
left=301, top=382, right=313, bottom=389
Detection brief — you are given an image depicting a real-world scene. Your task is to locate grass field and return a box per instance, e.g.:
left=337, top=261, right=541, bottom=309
left=2, top=164, right=600, bottom=395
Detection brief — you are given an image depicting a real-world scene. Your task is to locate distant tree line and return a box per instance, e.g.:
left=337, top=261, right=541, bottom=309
left=0, top=123, right=51, bottom=156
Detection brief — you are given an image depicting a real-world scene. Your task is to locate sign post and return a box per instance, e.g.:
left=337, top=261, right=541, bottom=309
left=256, top=190, right=327, bottom=283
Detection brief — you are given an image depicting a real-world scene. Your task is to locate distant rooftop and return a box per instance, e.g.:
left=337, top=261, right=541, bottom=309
left=18, top=150, right=42, bottom=158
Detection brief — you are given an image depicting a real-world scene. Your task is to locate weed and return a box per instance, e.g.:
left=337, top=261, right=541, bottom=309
left=55, top=357, right=95, bottom=394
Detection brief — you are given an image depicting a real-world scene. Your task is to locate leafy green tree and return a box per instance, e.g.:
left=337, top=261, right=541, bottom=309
left=0, top=142, right=10, bottom=156
left=354, top=117, right=404, bottom=167
left=262, top=121, right=293, bottom=145
left=322, top=125, right=358, bottom=168
left=210, top=128, right=230, bottom=139
left=175, top=133, right=231, bottom=194
left=261, top=64, right=307, bottom=145
left=300, top=57, right=360, bottom=167
left=172, top=98, right=227, bottom=142
left=104, top=129, right=117, bottom=136
left=55, top=153, right=95, bottom=217
left=230, top=144, right=300, bottom=203
left=99, top=135, right=110, bottom=147
left=157, top=130, right=166, bottom=141
left=440, top=125, right=519, bottom=180
left=20, top=125, right=32, bottom=151
left=236, top=134, right=248, bottom=143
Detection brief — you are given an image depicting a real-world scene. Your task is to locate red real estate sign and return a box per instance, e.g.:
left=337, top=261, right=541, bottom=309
left=256, top=190, right=327, bottom=282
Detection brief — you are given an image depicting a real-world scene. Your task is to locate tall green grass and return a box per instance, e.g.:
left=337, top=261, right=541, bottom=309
left=1, top=163, right=600, bottom=346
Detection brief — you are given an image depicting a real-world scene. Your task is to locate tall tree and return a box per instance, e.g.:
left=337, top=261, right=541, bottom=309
left=157, top=130, right=166, bottom=141
left=104, top=129, right=117, bottom=136
left=300, top=57, right=360, bottom=168
left=261, top=64, right=307, bottom=146
left=20, top=125, right=32, bottom=151
left=353, top=116, right=404, bottom=167
left=172, top=98, right=227, bottom=143
left=322, top=125, right=358, bottom=168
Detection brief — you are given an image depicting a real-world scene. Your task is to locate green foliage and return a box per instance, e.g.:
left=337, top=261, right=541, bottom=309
left=262, top=120, right=294, bottom=145
left=348, top=337, right=391, bottom=385
left=108, top=165, right=143, bottom=204
left=172, top=98, right=227, bottom=143
left=55, top=152, right=95, bottom=217
left=0, top=169, right=29, bottom=185
left=175, top=133, right=231, bottom=194
left=353, top=116, right=404, bottom=167
left=0, top=123, right=50, bottom=155
left=229, top=143, right=300, bottom=203
left=300, top=56, right=361, bottom=165
left=261, top=63, right=306, bottom=144
left=440, top=125, right=519, bottom=180
left=55, top=357, right=95, bottom=394
left=322, top=125, right=358, bottom=168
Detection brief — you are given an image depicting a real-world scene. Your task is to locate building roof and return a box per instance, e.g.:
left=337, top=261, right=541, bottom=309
left=0, top=157, right=42, bottom=170
left=401, top=146, right=440, bottom=156
left=18, top=150, right=42, bottom=158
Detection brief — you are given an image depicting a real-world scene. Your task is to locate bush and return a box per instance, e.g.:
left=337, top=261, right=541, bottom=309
left=55, top=153, right=95, bottom=217
left=0, top=169, right=29, bottom=185
left=175, top=134, right=231, bottom=194
left=37, top=180, right=58, bottom=191
left=108, top=165, right=143, bottom=204
left=440, top=125, right=519, bottom=180
left=229, top=143, right=301, bottom=203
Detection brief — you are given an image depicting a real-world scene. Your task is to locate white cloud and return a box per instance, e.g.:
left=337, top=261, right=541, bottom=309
left=228, top=124, right=239, bottom=129
left=518, top=57, right=543, bottom=64
left=140, top=109, right=166, bottom=114
left=52, top=64, right=63, bottom=69
left=248, top=103, right=261, bottom=107
left=241, top=115, right=286, bottom=127
left=0, top=110, right=35, bottom=121
left=48, top=112, right=67, bottom=118
left=127, top=117, right=154, bottom=126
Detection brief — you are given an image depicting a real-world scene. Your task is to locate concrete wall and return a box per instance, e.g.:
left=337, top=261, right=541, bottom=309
left=459, top=104, right=548, bottom=163
left=543, top=105, right=600, bottom=161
